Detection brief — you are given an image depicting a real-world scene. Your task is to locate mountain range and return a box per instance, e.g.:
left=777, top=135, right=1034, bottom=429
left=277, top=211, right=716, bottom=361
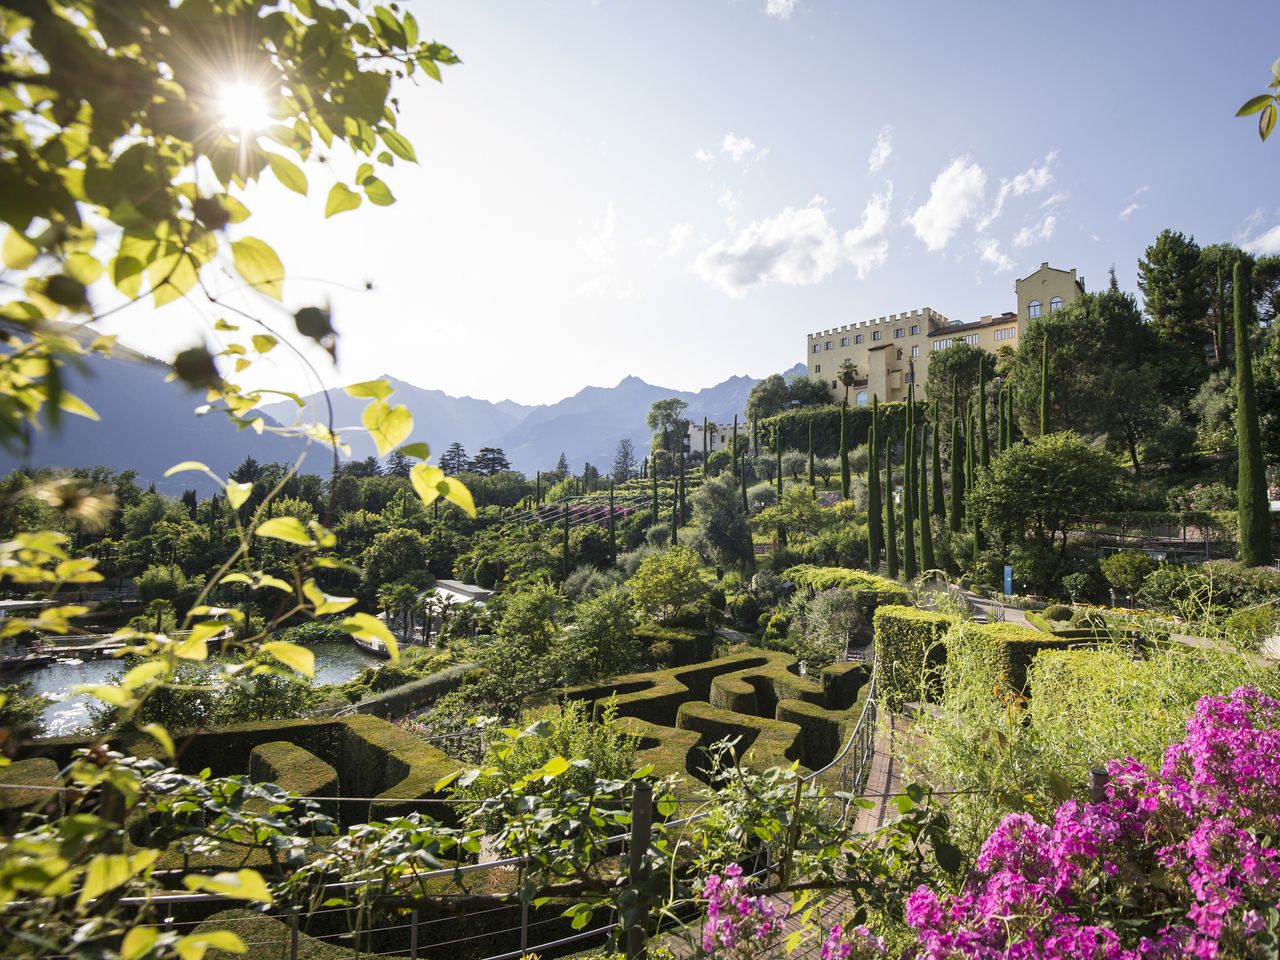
left=0, top=338, right=805, bottom=491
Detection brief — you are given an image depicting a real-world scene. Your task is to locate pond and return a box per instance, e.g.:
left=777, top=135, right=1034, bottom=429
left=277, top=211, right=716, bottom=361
left=20, top=641, right=384, bottom=737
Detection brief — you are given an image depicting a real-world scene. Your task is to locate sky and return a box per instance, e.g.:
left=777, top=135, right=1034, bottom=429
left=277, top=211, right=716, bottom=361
left=96, top=0, right=1280, bottom=407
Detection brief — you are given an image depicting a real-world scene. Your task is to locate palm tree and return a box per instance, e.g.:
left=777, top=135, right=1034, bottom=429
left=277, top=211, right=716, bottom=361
left=837, top=359, right=859, bottom=403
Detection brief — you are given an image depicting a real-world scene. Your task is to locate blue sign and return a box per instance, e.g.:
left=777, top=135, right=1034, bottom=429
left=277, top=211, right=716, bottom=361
left=1003, top=565, right=1013, bottom=596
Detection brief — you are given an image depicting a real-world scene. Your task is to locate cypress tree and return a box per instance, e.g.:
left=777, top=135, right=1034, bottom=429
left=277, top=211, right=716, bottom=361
left=670, top=479, right=678, bottom=545
left=885, top=439, right=898, bottom=579
left=679, top=447, right=687, bottom=524
left=703, top=417, right=709, bottom=477
left=867, top=397, right=881, bottom=571
left=1008, top=386, right=1017, bottom=446
left=919, top=422, right=936, bottom=571
left=1039, top=330, right=1050, bottom=436
left=752, top=416, right=759, bottom=458
left=562, top=502, right=571, bottom=579
left=931, top=401, right=945, bottom=519
left=536, top=470, right=541, bottom=504
left=775, top=429, right=783, bottom=499
left=1235, top=259, right=1273, bottom=566
left=651, top=456, right=659, bottom=527
left=950, top=414, right=964, bottom=532
left=1217, top=260, right=1228, bottom=366
left=741, top=445, right=749, bottom=514
left=903, top=390, right=917, bottom=580
left=996, top=387, right=1006, bottom=452
left=807, top=418, right=815, bottom=487
left=732, top=416, right=739, bottom=483
left=839, top=399, right=850, bottom=500
left=608, top=478, right=616, bottom=565
left=978, top=360, right=990, bottom=467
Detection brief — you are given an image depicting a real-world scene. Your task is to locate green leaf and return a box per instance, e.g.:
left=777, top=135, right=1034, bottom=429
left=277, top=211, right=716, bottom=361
left=540, top=755, right=570, bottom=779
left=345, top=379, right=393, bottom=401
left=265, top=152, right=308, bottom=195
left=254, top=516, right=313, bottom=546
left=260, top=640, right=315, bottom=678
left=121, top=926, right=159, bottom=960
left=165, top=461, right=213, bottom=477
left=231, top=237, right=284, bottom=300
left=381, top=128, right=417, bottom=162
left=77, top=854, right=132, bottom=908
left=58, top=392, right=99, bottom=421
left=340, top=612, right=399, bottom=663
left=302, top=579, right=356, bottom=615
left=252, top=334, right=278, bottom=353
left=174, top=634, right=209, bottom=660
left=400, top=442, right=430, bottom=460
left=2, top=230, right=37, bottom=269
left=411, top=464, right=476, bottom=516
left=76, top=684, right=135, bottom=707
left=139, top=723, right=175, bottom=759
left=1238, top=94, right=1274, bottom=116
left=362, top=400, right=413, bottom=456
left=225, top=481, right=253, bottom=510
left=325, top=182, right=363, bottom=218
left=433, top=769, right=461, bottom=792
left=183, top=869, right=274, bottom=904
left=176, top=930, right=247, bottom=960
left=1262, top=103, right=1277, bottom=141
left=362, top=176, right=395, bottom=206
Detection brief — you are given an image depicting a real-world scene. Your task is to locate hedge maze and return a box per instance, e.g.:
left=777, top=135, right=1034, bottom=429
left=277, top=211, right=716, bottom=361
left=553, top=650, right=872, bottom=781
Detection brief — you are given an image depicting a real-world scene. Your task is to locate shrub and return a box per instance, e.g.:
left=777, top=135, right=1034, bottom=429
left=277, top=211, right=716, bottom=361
left=725, top=593, right=760, bottom=631
left=629, top=546, right=710, bottom=624
left=968, top=622, right=1081, bottom=695
left=1041, top=604, right=1073, bottom=622
left=350, top=663, right=478, bottom=719
left=873, top=605, right=954, bottom=711
left=1099, top=549, right=1156, bottom=595
left=1060, top=571, right=1094, bottom=604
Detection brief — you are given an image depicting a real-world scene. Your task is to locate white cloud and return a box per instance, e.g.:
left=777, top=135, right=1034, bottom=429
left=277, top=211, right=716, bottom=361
left=1118, top=184, right=1148, bottom=220
left=766, top=0, right=797, bottom=19
left=976, top=152, right=1056, bottom=231
left=693, top=147, right=715, bottom=167
left=907, top=157, right=987, bottom=252
left=570, top=274, right=636, bottom=300
left=868, top=126, right=893, bottom=173
left=1244, top=224, right=1280, bottom=255
left=718, top=189, right=741, bottom=213
left=659, top=223, right=694, bottom=259
left=578, top=203, right=617, bottom=265
left=721, top=132, right=758, bottom=163
left=1013, top=214, right=1056, bottom=249
left=692, top=201, right=841, bottom=298
left=1039, top=191, right=1069, bottom=210
left=978, top=238, right=1014, bottom=273
left=842, top=184, right=893, bottom=278
left=692, top=189, right=892, bottom=297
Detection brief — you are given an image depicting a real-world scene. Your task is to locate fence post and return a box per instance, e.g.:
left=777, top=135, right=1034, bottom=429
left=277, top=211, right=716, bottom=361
left=625, top=781, right=654, bottom=960
left=1088, top=768, right=1110, bottom=804
left=289, top=908, right=300, bottom=960
left=409, top=908, right=419, bottom=960
left=520, top=901, right=529, bottom=955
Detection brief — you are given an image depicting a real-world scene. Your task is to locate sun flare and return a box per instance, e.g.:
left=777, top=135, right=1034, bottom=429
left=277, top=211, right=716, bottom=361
left=217, top=81, right=273, bottom=132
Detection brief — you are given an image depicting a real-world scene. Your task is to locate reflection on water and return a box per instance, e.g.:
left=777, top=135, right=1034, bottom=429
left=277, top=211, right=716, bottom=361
left=20, top=641, right=382, bottom=737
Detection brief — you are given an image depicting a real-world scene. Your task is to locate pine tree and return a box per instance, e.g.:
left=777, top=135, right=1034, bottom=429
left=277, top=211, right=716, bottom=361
left=867, top=397, right=881, bottom=571
left=608, top=478, right=616, bottom=566
left=919, top=422, right=935, bottom=571
left=1039, top=330, right=1050, bottom=436
left=1235, top=258, right=1274, bottom=566
left=931, top=400, right=945, bottom=519
left=557, top=452, right=569, bottom=473
left=839, top=399, right=850, bottom=500
left=885, top=439, right=898, bottom=579
left=807, top=418, right=815, bottom=486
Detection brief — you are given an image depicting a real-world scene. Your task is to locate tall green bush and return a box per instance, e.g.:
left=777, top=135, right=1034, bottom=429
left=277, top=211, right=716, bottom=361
left=873, top=605, right=953, bottom=711
left=1235, top=258, right=1273, bottom=566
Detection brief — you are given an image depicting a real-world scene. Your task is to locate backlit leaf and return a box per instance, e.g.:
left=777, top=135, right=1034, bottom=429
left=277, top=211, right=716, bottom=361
left=260, top=640, right=315, bottom=678
left=183, top=869, right=274, bottom=904
left=1237, top=94, right=1274, bottom=116
left=231, top=237, right=284, bottom=300
left=2, top=230, right=37, bottom=269
left=225, top=481, right=253, bottom=510
left=381, top=128, right=417, bottom=162
left=165, top=461, right=212, bottom=477
left=324, top=182, right=362, bottom=218
left=340, top=612, right=399, bottom=663
left=344, top=379, right=393, bottom=401
left=399, top=442, right=430, bottom=460
left=362, top=176, right=395, bottom=206
left=362, top=400, right=412, bottom=456
left=254, top=516, right=312, bottom=546
left=265, top=152, right=308, bottom=195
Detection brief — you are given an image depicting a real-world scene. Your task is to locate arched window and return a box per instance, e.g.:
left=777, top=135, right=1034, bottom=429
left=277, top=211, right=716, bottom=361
left=1049, top=296, right=1063, bottom=313
left=1028, top=299, right=1042, bottom=319
left=856, top=390, right=868, bottom=406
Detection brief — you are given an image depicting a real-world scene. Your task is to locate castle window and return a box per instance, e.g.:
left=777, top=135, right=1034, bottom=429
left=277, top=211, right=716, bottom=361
left=933, top=338, right=953, bottom=350
left=896, top=348, right=904, bottom=360
left=894, top=328, right=905, bottom=338
left=825, top=340, right=832, bottom=350
left=911, top=345, right=920, bottom=357
left=910, top=324, right=920, bottom=335
left=872, top=330, right=882, bottom=341
left=815, top=364, right=821, bottom=373
left=1028, top=300, right=1042, bottom=319
left=995, top=327, right=1017, bottom=341
left=813, top=344, right=820, bottom=353
left=964, top=334, right=979, bottom=345
left=831, top=380, right=838, bottom=389
left=840, top=336, right=849, bottom=347
left=1050, top=296, right=1063, bottom=313
left=855, top=334, right=864, bottom=344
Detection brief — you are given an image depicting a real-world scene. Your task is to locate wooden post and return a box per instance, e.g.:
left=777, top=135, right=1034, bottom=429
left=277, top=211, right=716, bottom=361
left=1088, top=768, right=1110, bottom=804
left=410, top=908, right=419, bottom=960
left=289, top=909, right=300, bottom=960
left=626, top=781, right=654, bottom=960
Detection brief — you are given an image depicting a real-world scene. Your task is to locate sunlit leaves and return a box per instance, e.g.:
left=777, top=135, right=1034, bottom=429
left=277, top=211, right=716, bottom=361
left=265, top=152, right=308, bottom=195
left=340, top=611, right=399, bottom=663
left=411, top=463, right=476, bottom=516
left=1239, top=63, right=1280, bottom=142
left=259, top=640, right=315, bottom=677
left=224, top=480, right=253, bottom=510
left=77, top=851, right=157, bottom=908
left=254, top=516, right=312, bottom=545
left=183, top=869, right=274, bottom=904
left=302, top=578, right=356, bottom=615
left=362, top=399, right=413, bottom=455
left=2, top=230, right=37, bottom=269
left=324, top=182, right=362, bottom=218
left=345, top=379, right=393, bottom=401
left=230, top=237, right=284, bottom=300
left=173, top=346, right=220, bottom=388
left=362, top=176, right=395, bottom=206
left=380, top=128, right=417, bottom=162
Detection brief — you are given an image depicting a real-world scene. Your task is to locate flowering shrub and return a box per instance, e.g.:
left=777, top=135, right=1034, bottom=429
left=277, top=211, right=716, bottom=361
left=907, top=686, right=1280, bottom=958
left=819, top=922, right=888, bottom=959
left=698, top=864, right=788, bottom=958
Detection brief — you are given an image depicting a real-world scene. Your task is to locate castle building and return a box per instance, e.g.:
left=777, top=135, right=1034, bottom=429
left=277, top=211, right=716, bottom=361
left=804, top=263, right=1085, bottom=404
left=686, top=420, right=751, bottom=455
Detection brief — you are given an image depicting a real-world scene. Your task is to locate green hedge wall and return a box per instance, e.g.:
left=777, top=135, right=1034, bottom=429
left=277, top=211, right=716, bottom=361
left=762, top=401, right=918, bottom=457
left=820, top=661, right=872, bottom=710
left=778, top=684, right=871, bottom=772
left=633, top=624, right=716, bottom=666
left=0, top=757, right=60, bottom=825
left=969, top=622, right=1090, bottom=694
left=249, top=741, right=340, bottom=820
left=353, top=662, right=478, bottom=719
left=873, top=605, right=955, bottom=711
left=709, top=663, right=824, bottom=717
left=1028, top=648, right=1153, bottom=733
left=676, top=701, right=805, bottom=772
left=784, top=565, right=911, bottom=621
left=195, top=909, right=357, bottom=960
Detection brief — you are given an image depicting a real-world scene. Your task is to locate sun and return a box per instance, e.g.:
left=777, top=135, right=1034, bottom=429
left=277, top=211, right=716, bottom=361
left=217, top=82, right=273, bottom=132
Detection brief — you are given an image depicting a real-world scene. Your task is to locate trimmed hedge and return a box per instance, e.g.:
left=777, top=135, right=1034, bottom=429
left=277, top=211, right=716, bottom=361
left=820, top=661, right=872, bottom=709
left=969, top=622, right=1089, bottom=694
left=676, top=701, right=805, bottom=772
left=873, top=605, right=955, bottom=711
left=784, top=565, right=911, bottom=621
left=249, top=741, right=339, bottom=820
left=761, top=401, right=916, bottom=458
left=194, top=909, right=357, bottom=960
left=619, top=716, right=705, bottom=783
left=709, top=663, right=823, bottom=717
left=352, top=662, right=478, bottom=719
left=0, top=757, right=60, bottom=822
left=779, top=684, right=872, bottom=772
left=1028, top=648, right=1154, bottom=732
left=633, top=624, right=715, bottom=666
